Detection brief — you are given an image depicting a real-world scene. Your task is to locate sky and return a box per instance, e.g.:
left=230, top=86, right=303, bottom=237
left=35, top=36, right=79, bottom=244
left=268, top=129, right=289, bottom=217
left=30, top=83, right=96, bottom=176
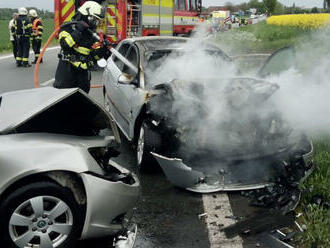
left=204, top=0, right=323, bottom=8
left=0, top=0, right=323, bottom=11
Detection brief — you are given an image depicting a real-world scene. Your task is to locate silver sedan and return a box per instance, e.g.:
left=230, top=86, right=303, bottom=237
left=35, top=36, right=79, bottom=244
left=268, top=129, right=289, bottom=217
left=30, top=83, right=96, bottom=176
left=0, top=87, right=139, bottom=248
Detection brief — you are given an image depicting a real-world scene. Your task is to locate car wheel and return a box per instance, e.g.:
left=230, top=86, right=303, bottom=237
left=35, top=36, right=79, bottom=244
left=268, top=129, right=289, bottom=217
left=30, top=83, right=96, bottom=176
left=136, top=121, right=161, bottom=169
left=0, top=181, right=83, bottom=248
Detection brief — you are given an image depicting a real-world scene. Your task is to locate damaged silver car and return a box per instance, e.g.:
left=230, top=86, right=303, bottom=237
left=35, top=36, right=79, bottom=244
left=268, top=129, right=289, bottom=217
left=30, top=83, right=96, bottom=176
left=103, top=37, right=313, bottom=194
left=0, top=87, right=139, bottom=248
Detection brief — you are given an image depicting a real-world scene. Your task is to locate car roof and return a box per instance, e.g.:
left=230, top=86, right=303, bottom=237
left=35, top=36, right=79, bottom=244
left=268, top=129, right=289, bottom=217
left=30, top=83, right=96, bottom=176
left=126, top=36, right=189, bottom=51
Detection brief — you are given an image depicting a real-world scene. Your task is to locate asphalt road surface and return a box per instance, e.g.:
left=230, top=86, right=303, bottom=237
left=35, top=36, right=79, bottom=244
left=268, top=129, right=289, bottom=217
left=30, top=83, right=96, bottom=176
left=0, top=49, right=270, bottom=248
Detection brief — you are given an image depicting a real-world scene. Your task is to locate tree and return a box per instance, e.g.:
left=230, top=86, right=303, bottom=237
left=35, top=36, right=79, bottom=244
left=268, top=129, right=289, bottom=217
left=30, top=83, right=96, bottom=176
left=311, top=7, right=319, bottom=13
left=263, top=0, right=277, bottom=14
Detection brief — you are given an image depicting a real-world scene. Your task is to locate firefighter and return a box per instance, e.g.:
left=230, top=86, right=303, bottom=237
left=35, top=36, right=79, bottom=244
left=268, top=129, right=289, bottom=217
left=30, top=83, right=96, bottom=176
left=13, top=7, right=32, bottom=67
left=29, top=9, right=43, bottom=64
left=54, top=1, right=109, bottom=93
left=8, top=12, right=18, bottom=60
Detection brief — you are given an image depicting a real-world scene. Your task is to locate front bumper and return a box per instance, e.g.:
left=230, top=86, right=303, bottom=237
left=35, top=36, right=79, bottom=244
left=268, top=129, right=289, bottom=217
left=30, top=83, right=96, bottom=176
left=151, top=140, right=314, bottom=193
left=80, top=161, right=140, bottom=239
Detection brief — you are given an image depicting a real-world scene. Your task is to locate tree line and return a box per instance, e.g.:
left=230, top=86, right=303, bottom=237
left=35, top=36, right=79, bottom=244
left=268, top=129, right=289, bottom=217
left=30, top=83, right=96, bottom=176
left=0, top=8, right=54, bottom=20
left=220, top=0, right=325, bottom=15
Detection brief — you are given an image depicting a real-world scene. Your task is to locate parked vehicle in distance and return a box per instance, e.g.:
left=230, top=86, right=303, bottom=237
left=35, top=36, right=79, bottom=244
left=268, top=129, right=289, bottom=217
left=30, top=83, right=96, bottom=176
left=0, top=87, right=139, bottom=248
left=103, top=36, right=313, bottom=195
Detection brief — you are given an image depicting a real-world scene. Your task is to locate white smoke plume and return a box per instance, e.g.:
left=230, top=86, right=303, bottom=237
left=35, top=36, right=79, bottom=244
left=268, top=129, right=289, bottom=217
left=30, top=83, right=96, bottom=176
left=267, top=28, right=330, bottom=136
left=146, top=24, right=330, bottom=160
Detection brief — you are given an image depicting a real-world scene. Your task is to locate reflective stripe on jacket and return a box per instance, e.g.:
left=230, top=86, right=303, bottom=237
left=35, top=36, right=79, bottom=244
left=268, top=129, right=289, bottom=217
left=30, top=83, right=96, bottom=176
left=32, top=18, right=43, bottom=39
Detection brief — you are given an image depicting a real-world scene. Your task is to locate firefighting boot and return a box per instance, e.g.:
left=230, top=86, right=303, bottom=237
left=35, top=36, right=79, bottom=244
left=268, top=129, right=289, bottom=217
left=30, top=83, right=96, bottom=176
left=22, top=61, right=32, bottom=67
left=16, top=58, right=22, bottom=67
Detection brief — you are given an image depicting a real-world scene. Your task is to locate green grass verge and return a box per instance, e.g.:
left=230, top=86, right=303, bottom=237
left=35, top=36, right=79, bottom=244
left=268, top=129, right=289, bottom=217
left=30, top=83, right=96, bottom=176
left=0, top=18, right=58, bottom=53
left=296, top=139, right=330, bottom=247
left=213, top=21, right=312, bottom=54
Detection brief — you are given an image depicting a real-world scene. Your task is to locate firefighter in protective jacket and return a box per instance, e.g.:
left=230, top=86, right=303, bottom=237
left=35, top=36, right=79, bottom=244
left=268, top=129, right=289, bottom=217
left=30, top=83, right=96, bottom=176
left=12, top=7, right=32, bottom=67
left=53, top=1, right=109, bottom=93
left=29, top=9, right=43, bottom=64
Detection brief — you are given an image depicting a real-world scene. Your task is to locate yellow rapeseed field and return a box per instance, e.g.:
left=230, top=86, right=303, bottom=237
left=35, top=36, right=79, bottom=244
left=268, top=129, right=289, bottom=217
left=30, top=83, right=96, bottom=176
left=267, top=14, right=330, bottom=29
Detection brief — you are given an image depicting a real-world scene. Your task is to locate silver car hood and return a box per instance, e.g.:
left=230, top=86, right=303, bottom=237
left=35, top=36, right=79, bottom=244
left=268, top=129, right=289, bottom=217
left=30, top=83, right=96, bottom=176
left=0, top=87, right=120, bottom=141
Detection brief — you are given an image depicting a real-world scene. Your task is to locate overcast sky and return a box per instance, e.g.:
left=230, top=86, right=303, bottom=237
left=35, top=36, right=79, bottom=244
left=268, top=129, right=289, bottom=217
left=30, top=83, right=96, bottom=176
left=0, top=0, right=323, bottom=11
left=203, top=0, right=323, bottom=8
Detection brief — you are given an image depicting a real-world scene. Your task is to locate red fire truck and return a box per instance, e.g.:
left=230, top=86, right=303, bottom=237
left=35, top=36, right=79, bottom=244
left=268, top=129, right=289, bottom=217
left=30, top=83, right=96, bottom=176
left=54, top=0, right=202, bottom=45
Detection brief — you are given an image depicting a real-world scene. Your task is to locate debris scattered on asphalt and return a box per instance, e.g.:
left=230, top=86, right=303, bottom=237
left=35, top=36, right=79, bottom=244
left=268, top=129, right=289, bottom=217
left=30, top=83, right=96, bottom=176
left=257, top=232, right=295, bottom=248
left=225, top=215, right=244, bottom=221
left=222, top=210, right=295, bottom=239
left=198, top=213, right=208, bottom=219
left=113, top=224, right=137, bottom=248
left=241, top=153, right=311, bottom=214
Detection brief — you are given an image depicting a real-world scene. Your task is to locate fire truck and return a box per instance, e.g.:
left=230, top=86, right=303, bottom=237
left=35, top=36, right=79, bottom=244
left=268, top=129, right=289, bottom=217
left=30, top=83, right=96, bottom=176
left=54, top=0, right=202, bottom=45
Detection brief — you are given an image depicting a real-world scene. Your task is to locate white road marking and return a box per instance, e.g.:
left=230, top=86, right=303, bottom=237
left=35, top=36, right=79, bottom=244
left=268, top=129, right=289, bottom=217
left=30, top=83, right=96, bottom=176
left=0, top=46, right=60, bottom=61
left=40, top=78, right=55, bottom=86
left=202, top=193, right=243, bottom=248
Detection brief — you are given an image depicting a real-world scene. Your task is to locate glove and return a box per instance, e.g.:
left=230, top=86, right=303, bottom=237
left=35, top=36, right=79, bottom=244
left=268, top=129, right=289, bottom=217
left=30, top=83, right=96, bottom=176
left=75, top=21, right=89, bottom=32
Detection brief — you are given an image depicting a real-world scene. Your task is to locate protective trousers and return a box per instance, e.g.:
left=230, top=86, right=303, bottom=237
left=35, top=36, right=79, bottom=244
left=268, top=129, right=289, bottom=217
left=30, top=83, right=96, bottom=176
left=54, top=59, right=91, bottom=93
left=16, top=36, right=30, bottom=66
left=32, top=38, right=42, bottom=62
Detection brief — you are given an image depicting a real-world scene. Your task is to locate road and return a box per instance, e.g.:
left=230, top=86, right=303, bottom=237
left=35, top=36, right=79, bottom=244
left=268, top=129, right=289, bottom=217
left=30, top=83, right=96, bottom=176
left=0, top=49, right=270, bottom=248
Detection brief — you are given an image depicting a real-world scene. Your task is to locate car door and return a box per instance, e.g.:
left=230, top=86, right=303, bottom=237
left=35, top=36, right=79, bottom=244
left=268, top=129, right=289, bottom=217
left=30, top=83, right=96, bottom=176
left=116, top=44, right=144, bottom=140
left=104, top=42, right=132, bottom=136
left=258, top=46, right=296, bottom=78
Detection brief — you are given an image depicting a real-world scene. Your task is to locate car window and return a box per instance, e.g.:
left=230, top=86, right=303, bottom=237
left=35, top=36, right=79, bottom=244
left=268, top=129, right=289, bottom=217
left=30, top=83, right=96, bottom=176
left=122, top=45, right=138, bottom=76
left=113, top=43, right=130, bottom=71
left=258, top=47, right=296, bottom=78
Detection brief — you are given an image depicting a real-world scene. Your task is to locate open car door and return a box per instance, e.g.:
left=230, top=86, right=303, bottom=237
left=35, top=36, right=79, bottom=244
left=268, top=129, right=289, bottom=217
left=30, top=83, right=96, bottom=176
left=258, top=46, right=296, bottom=78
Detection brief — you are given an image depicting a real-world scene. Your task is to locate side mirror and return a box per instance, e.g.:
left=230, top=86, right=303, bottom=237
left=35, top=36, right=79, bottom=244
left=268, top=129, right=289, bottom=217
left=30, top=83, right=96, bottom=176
left=118, top=73, right=134, bottom=85
left=97, top=58, right=107, bottom=68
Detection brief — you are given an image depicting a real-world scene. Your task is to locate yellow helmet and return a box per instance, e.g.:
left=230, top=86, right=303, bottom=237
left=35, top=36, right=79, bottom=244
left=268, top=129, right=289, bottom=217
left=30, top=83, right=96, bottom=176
left=78, top=1, right=104, bottom=20
left=29, top=9, right=38, bottom=18
left=18, top=7, right=28, bottom=16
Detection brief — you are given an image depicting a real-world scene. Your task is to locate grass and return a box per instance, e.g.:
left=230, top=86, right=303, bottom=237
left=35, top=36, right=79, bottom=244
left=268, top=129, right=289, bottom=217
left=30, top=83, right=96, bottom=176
left=296, top=138, right=330, bottom=247
left=0, top=18, right=58, bottom=53
left=213, top=21, right=312, bottom=54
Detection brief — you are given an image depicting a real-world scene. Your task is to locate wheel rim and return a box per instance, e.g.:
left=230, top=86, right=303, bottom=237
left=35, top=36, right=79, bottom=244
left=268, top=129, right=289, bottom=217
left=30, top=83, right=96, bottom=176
left=9, top=196, right=73, bottom=248
left=137, top=126, right=145, bottom=166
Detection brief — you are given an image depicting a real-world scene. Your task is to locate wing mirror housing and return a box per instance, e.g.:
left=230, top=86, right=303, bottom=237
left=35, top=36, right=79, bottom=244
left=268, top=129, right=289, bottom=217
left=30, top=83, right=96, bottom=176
left=97, top=58, right=107, bottom=68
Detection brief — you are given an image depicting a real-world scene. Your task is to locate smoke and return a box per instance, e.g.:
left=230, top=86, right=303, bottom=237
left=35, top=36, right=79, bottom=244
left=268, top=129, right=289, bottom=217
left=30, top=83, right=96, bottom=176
left=268, top=28, right=330, bottom=136
left=146, top=24, right=330, bottom=162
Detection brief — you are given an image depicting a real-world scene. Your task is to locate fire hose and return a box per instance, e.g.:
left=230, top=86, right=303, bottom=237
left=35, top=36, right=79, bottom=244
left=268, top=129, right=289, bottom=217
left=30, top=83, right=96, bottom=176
left=33, top=22, right=137, bottom=89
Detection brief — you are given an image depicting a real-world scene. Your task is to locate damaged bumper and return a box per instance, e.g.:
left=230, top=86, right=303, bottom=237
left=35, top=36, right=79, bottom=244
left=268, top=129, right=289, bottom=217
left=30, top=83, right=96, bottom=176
left=151, top=139, right=314, bottom=193
left=80, top=160, right=140, bottom=239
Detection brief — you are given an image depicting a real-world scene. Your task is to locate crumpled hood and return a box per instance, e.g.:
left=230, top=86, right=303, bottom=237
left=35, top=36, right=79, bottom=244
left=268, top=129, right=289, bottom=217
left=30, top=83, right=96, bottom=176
left=0, top=87, right=120, bottom=141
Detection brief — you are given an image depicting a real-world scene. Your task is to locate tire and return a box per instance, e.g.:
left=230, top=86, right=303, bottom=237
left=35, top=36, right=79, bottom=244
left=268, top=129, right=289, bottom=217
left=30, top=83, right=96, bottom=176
left=136, top=121, right=161, bottom=169
left=0, top=181, right=84, bottom=248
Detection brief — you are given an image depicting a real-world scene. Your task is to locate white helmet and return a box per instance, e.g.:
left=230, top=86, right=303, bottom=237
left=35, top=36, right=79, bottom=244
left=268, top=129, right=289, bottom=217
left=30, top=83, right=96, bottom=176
left=78, top=1, right=104, bottom=20
left=18, top=7, right=28, bottom=16
left=29, top=9, right=38, bottom=17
